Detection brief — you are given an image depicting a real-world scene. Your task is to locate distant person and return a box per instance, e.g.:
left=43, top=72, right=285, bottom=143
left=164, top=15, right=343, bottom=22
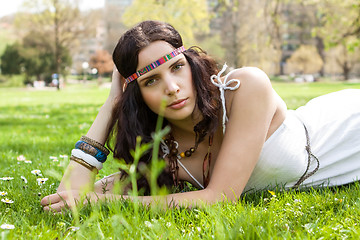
left=51, top=73, right=59, bottom=88
left=41, top=20, right=360, bottom=212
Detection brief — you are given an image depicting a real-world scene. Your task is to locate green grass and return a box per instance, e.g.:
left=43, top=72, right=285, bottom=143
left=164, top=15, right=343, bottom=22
left=1, top=82, right=360, bottom=239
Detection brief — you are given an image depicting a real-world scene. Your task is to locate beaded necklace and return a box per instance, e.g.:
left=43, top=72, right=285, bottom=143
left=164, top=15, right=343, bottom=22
left=163, top=134, right=213, bottom=188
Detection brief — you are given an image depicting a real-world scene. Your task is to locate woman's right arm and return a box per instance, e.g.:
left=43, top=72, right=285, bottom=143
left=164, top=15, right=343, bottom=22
left=57, top=68, right=123, bottom=192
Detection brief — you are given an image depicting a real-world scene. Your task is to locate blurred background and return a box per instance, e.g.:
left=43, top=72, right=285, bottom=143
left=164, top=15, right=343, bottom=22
left=0, top=0, right=359, bottom=88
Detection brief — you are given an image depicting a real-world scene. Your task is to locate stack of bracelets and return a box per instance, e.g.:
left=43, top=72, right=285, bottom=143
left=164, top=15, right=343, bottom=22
left=70, top=136, right=110, bottom=173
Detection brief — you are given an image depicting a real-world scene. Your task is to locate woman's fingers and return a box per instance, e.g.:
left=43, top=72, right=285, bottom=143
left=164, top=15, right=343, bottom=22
left=40, top=193, right=61, bottom=207
left=109, top=67, right=124, bottom=98
left=42, top=191, right=101, bottom=213
left=43, top=201, right=65, bottom=213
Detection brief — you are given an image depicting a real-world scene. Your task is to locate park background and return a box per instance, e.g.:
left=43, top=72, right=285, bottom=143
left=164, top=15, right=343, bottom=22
left=1, top=0, right=360, bottom=87
left=1, top=0, right=360, bottom=239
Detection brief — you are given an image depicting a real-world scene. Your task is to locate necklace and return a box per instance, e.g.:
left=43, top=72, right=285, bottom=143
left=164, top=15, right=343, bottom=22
left=162, top=134, right=213, bottom=188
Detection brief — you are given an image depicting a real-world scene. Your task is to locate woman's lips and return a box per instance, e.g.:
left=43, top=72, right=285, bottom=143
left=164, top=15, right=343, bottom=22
left=167, top=98, right=188, bottom=109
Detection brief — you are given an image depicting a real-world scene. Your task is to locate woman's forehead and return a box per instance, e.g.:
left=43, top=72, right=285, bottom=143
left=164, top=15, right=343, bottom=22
left=137, top=41, right=176, bottom=71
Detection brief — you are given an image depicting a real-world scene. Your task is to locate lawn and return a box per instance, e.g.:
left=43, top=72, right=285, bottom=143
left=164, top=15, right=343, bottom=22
left=0, top=81, right=360, bottom=239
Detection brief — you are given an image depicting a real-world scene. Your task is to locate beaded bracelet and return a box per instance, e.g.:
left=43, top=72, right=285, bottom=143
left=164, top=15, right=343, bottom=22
left=75, top=140, right=107, bottom=163
left=71, top=149, right=103, bottom=170
left=70, top=155, right=98, bottom=173
left=80, top=136, right=110, bottom=156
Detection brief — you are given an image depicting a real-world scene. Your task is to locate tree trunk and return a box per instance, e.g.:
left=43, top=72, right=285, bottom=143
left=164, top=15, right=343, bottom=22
left=343, top=61, right=350, bottom=80
left=315, top=37, right=325, bottom=77
left=54, top=0, right=61, bottom=90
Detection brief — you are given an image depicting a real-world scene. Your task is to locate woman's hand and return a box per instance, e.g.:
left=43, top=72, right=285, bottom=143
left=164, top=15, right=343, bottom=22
left=94, top=172, right=124, bottom=194
left=41, top=190, right=102, bottom=213
left=107, top=66, right=124, bottom=104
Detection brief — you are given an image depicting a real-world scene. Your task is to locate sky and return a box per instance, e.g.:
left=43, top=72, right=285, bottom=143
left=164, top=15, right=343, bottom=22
left=0, top=0, right=105, bottom=17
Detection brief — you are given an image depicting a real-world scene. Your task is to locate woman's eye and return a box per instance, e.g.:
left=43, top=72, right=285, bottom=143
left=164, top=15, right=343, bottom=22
left=173, top=63, right=184, bottom=71
left=145, top=78, right=156, bottom=86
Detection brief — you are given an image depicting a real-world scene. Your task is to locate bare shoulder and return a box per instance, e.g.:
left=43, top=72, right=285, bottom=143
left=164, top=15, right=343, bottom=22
left=224, top=67, right=275, bottom=112
left=227, top=67, right=271, bottom=89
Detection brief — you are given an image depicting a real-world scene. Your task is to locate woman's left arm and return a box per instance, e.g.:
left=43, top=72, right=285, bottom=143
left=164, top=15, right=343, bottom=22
left=41, top=67, right=277, bottom=211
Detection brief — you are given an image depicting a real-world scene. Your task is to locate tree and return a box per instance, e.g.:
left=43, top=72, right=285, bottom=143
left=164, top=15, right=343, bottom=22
left=305, top=0, right=360, bottom=79
left=206, top=0, right=273, bottom=73
left=89, top=50, right=114, bottom=85
left=325, top=39, right=360, bottom=80
left=20, top=31, right=72, bottom=83
left=122, top=0, right=210, bottom=46
left=15, top=0, right=98, bottom=88
left=286, top=45, right=323, bottom=74
left=0, top=43, right=23, bottom=75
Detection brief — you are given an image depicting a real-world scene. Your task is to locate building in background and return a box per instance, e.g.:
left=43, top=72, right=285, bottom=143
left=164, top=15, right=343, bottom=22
left=104, top=0, right=133, bottom=53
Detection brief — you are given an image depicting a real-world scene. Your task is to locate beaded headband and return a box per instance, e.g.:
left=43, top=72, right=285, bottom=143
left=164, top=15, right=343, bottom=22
left=123, top=46, right=186, bottom=90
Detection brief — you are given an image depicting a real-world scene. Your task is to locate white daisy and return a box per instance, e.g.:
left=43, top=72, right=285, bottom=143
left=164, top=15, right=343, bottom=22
left=0, top=224, right=15, bottom=229
left=0, top=191, right=8, bottom=196
left=1, top=198, right=14, bottom=204
left=36, top=178, right=49, bottom=185
left=24, top=160, right=32, bottom=164
left=21, top=176, right=28, bottom=184
left=68, top=226, right=80, bottom=231
left=31, top=170, right=42, bottom=176
left=17, top=155, right=26, bottom=161
left=144, top=221, right=152, bottom=228
left=0, top=177, right=14, bottom=181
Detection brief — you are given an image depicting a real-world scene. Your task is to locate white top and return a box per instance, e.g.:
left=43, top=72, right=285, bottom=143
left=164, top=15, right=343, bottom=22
left=179, top=89, right=360, bottom=192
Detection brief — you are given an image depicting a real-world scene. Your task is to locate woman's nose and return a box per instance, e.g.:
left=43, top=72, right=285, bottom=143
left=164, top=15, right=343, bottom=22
left=164, top=77, right=180, bottom=95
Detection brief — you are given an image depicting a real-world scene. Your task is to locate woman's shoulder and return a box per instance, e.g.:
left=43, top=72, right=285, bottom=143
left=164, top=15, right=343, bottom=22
left=224, top=67, right=275, bottom=111
left=227, top=67, right=272, bottom=87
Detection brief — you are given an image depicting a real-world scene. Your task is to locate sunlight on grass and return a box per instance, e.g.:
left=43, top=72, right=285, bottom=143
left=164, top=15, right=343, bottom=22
left=0, top=82, right=360, bottom=238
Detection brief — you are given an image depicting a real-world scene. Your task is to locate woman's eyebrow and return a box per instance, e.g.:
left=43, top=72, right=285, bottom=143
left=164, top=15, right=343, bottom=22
left=139, top=73, right=159, bottom=83
left=139, top=58, right=184, bottom=83
left=169, top=59, right=182, bottom=69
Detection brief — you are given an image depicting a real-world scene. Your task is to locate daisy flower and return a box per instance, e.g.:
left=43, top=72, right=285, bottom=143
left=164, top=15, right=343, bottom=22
left=0, top=177, right=14, bottom=181
left=17, top=155, right=26, bottom=161
left=0, top=191, right=8, bottom=196
left=24, top=160, right=32, bottom=164
left=21, top=176, right=28, bottom=184
left=1, top=198, right=14, bottom=204
left=59, top=155, right=68, bottom=159
left=0, top=224, right=15, bottom=229
left=37, top=178, right=49, bottom=185
left=31, top=170, right=42, bottom=176
left=68, top=226, right=80, bottom=231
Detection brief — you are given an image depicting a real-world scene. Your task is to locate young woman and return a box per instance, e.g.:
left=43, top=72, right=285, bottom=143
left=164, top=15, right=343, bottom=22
left=41, top=20, right=360, bottom=212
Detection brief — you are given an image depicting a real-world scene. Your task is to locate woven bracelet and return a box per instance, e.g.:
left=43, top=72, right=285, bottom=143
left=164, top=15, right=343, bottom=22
left=75, top=140, right=107, bottom=163
left=70, top=155, right=98, bottom=173
left=71, top=149, right=103, bottom=170
left=80, top=136, right=110, bottom=156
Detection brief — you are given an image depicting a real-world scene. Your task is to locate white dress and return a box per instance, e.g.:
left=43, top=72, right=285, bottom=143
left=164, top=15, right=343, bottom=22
left=244, top=89, right=360, bottom=192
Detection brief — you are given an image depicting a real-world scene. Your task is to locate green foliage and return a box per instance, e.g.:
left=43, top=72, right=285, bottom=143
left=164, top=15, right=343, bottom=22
left=122, top=0, right=210, bottom=45
left=21, top=32, right=72, bottom=82
left=1, top=83, right=360, bottom=238
left=0, top=40, right=71, bottom=83
left=0, top=74, right=25, bottom=87
left=14, top=0, right=94, bottom=80
left=0, top=43, right=23, bottom=75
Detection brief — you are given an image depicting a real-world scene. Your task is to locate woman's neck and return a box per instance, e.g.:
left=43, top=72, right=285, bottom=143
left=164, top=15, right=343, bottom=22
left=167, top=108, right=203, bottom=135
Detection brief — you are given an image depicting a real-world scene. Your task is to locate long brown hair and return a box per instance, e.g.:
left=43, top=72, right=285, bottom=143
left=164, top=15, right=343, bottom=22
left=108, top=20, right=220, bottom=194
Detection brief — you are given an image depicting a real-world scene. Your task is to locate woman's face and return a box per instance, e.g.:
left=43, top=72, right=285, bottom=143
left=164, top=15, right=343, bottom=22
left=136, top=41, right=196, bottom=123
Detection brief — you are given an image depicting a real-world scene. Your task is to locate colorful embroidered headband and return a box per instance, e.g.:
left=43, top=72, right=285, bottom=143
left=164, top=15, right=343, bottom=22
left=123, top=46, right=186, bottom=90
